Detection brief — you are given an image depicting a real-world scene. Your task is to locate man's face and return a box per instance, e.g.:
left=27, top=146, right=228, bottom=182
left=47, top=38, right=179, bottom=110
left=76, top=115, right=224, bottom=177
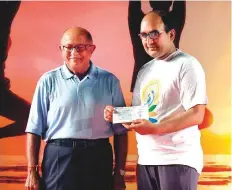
left=140, top=14, right=175, bottom=59
left=60, top=33, right=95, bottom=74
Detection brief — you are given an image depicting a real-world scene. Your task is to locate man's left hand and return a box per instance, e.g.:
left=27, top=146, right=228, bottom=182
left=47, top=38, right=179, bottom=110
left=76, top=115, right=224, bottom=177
left=113, top=173, right=126, bottom=190
left=123, top=119, right=159, bottom=135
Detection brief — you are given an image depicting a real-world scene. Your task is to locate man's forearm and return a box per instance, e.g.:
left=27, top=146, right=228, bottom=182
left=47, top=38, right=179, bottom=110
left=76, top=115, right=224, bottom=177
left=27, top=133, right=41, bottom=168
left=156, top=105, right=205, bottom=135
left=113, top=133, right=128, bottom=172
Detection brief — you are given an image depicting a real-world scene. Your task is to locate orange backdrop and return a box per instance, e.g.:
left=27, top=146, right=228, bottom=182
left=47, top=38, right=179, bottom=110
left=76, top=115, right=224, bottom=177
left=0, top=1, right=231, bottom=190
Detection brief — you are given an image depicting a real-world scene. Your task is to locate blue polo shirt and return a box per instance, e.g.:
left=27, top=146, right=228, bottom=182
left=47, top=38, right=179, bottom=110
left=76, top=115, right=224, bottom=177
left=25, top=62, right=127, bottom=141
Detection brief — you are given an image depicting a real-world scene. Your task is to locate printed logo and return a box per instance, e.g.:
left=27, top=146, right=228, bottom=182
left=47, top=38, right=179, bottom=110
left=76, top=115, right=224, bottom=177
left=141, top=80, right=160, bottom=123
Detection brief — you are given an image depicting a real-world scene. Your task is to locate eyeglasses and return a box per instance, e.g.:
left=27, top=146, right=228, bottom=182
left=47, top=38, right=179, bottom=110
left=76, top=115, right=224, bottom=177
left=138, top=30, right=164, bottom=41
left=61, top=44, right=95, bottom=53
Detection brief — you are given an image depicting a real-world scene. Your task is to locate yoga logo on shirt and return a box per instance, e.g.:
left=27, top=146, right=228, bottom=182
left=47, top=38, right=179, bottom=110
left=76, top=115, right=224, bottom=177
left=141, top=80, right=160, bottom=123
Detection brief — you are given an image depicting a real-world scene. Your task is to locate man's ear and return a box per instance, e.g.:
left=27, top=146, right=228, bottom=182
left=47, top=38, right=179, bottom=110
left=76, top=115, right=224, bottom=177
left=169, top=29, right=176, bottom=42
left=90, top=45, right=96, bottom=54
left=59, top=45, right=62, bottom=51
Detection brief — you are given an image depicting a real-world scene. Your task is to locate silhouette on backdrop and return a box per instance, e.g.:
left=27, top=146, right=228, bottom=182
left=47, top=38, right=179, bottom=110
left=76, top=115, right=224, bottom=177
left=0, top=1, right=30, bottom=138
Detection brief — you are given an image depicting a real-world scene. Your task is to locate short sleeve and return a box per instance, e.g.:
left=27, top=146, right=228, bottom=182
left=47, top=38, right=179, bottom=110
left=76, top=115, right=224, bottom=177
left=111, top=80, right=128, bottom=135
left=179, top=58, right=208, bottom=110
left=132, top=69, right=142, bottom=106
left=25, top=76, right=50, bottom=136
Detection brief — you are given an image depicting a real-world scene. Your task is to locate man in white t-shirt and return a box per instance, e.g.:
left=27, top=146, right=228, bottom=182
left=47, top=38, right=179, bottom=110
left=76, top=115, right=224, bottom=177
left=104, top=10, right=207, bottom=190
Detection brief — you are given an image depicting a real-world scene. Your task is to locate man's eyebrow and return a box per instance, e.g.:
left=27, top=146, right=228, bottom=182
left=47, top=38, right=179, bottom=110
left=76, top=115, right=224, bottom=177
left=148, top=29, right=159, bottom=33
left=62, top=43, right=85, bottom=46
left=61, top=43, right=72, bottom=46
left=140, top=29, right=159, bottom=34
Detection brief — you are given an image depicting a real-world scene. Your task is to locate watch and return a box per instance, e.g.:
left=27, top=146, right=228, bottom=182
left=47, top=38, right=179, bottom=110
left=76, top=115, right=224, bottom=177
left=119, top=169, right=126, bottom=176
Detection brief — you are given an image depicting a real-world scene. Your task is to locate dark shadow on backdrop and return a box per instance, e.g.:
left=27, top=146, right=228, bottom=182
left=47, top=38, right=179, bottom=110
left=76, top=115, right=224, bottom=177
left=0, top=1, right=30, bottom=138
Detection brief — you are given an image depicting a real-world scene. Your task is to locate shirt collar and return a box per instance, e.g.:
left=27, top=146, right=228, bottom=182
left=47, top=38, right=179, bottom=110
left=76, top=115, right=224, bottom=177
left=61, top=61, right=98, bottom=80
left=61, top=63, right=74, bottom=80
left=154, top=48, right=180, bottom=62
left=87, top=61, right=98, bottom=80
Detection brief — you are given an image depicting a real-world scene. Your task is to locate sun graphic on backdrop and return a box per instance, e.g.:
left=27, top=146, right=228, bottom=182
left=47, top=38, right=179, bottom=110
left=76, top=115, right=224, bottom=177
left=206, top=107, right=231, bottom=135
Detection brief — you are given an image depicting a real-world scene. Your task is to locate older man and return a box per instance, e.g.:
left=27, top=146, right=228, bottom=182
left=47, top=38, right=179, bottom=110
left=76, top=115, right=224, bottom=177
left=25, top=27, right=128, bottom=190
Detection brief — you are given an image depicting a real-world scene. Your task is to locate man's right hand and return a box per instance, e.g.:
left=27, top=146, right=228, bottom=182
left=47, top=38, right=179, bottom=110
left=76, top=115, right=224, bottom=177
left=25, top=169, right=41, bottom=190
left=104, top=105, right=114, bottom=122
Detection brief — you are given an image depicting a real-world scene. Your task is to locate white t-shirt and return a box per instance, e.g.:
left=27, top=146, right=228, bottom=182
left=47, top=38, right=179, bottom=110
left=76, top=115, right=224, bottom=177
left=132, top=49, right=208, bottom=174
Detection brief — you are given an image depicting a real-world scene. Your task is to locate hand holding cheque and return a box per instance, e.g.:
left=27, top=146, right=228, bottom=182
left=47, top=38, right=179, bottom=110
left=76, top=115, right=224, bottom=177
left=104, top=105, right=159, bottom=135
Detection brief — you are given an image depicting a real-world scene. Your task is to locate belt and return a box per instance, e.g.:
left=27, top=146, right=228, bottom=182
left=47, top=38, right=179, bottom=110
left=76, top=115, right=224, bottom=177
left=47, top=138, right=109, bottom=148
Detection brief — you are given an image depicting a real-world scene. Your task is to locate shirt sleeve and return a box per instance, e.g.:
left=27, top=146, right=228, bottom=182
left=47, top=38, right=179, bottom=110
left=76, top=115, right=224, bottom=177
left=179, top=58, right=208, bottom=110
left=25, top=76, right=50, bottom=137
left=132, top=69, right=142, bottom=106
left=111, top=80, right=128, bottom=135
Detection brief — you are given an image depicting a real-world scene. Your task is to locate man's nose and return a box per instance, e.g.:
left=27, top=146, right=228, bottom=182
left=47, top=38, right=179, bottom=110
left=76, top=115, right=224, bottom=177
left=71, top=47, right=80, bottom=54
left=146, top=37, right=156, bottom=44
